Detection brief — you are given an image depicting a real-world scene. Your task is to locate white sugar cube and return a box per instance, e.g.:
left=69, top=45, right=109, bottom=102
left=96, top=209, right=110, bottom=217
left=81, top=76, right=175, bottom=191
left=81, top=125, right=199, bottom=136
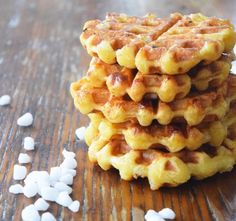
left=61, top=168, right=76, bottom=177
left=37, top=171, right=50, bottom=180
left=23, top=181, right=38, bottom=198
left=59, top=174, right=73, bottom=185
left=49, top=180, right=56, bottom=187
left=37, top=172, right=51, bottom=190
left=145, top=210, right=157, bottom=219
left=50, top=167, right=61, bottom=182
left=0, top=95, right=11, bottom=106
left=60, top=158, right=77, bottom=169
left=145, top=210, right=165, bottom=221
left=18, top=153, right=31, bottom=164
left=68, top=200, right=80, bottom=213
left=56, top=191, right=73, bottom=207
left=158, top=208, right=176, bottom=220
left=9, top=184, right=23, bottom=194
left=24, top=171, right=39, bottom=184
left=24, top=171, right=49, bottom=184
left=62, top=149, right=76, bottom=158
left=231, top=60, right=236, bottom=70
left=21, top=205, right=40, bottom=221
left=37, top=180, right=50, bottom=196
left=37, top=179, right=51, bottom=194
left=41, top=187, right=59, bottom=202
left=75, top=126, right=86, bottom=140
left=24, top=171, right=50, bottom=196
left=54, top=182, right=72, bottom=194
left=17, top=113, right=33, bottom=127
left=41, top=212, right=56, bottom=221
left=23, top=137, right=35, bottom=150
left=34, top=198, right=49, bottom=211
left=13, top=164, right=27, bottom=180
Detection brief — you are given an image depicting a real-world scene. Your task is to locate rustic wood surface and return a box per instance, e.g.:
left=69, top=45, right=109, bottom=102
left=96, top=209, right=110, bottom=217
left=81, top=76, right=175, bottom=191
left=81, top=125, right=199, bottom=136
left=0, top=0, right=236, bottom=220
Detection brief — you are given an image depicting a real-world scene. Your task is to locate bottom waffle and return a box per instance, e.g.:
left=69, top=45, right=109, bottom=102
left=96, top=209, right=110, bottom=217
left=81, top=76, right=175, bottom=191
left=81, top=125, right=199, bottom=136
left=87, top=123, right=236, bottom=190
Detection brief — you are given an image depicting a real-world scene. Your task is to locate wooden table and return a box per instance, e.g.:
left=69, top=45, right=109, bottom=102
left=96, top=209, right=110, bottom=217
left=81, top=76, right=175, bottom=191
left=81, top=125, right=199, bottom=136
left=0, top=0, right=236, bottom=220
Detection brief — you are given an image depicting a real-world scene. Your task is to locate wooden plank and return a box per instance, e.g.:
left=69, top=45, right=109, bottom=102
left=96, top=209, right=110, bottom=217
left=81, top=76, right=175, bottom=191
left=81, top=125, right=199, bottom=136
left=0, top=0, right=235, bottom=220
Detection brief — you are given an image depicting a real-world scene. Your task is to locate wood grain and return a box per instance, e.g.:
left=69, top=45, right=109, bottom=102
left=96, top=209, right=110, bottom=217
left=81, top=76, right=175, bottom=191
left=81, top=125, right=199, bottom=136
left=0, top=0, right=236, bottom=220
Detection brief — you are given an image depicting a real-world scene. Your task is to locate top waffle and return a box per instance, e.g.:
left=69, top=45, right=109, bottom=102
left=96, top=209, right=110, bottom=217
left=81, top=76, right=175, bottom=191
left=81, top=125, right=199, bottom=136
left=80, top=13, right=236, bottom=74
left=80, top=13, right=182, bottom=64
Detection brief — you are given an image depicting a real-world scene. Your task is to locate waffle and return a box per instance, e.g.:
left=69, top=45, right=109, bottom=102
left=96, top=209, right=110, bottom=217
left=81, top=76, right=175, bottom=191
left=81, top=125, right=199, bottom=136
left=86, top=55, right=231, bottom=102
left=80, top=13, right=182, bottom=65
left=135, top=13, right=236, bottom=74
left=70, top=74, right=236, bottom=126
left=80, top=13, right=236, bottom=73
left=85, top=107, right=236, bottom=152
left=87, top=120, right=236, bottom=190
left=191, top=53, right=231, bottom=91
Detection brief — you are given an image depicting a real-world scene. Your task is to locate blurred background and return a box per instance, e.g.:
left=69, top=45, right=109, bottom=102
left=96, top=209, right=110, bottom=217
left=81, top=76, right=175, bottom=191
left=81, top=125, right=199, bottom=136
left=0, top=0, right=236, bottom=220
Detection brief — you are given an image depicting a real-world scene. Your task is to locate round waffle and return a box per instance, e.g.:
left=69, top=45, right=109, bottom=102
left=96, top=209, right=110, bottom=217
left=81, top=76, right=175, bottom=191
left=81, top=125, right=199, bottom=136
left=86, top=121, right=236, bottom=190
left=80, top=13, right=182, bottom=65
left=70, top=74, right=236, bottom=126
left=136, top=14, right=236, bottom=74
left=86, top=55, right=231, bottom=102
left=80, top=13, right=236, bottom=73
left=85, top=108, right=236, bottom=152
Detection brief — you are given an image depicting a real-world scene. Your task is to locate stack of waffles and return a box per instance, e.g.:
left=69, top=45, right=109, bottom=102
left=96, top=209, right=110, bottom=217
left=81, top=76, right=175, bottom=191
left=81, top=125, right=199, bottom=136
left=70, top=13, right=236, bottom=190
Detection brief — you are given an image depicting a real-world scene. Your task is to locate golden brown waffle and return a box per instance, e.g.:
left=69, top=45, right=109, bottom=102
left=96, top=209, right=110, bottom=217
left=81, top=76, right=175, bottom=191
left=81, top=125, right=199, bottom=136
left=161, top=13, right=236, bottom=52
left=80, top=13, right=236, bottom=73
left=136, top=14, right=236, bottom=74
left=70, top=74, right=236, bottom=126
left=87, top=57, right=190, bottom=102
left=86, top=55, right=231, bottom=102
left=80, top=13, right=182, bottom=65
left=86, top=121, right=236, bottom=190
left=85, top=108, right=236, bottom=152
left=190, top=53, right=231, bottom=91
